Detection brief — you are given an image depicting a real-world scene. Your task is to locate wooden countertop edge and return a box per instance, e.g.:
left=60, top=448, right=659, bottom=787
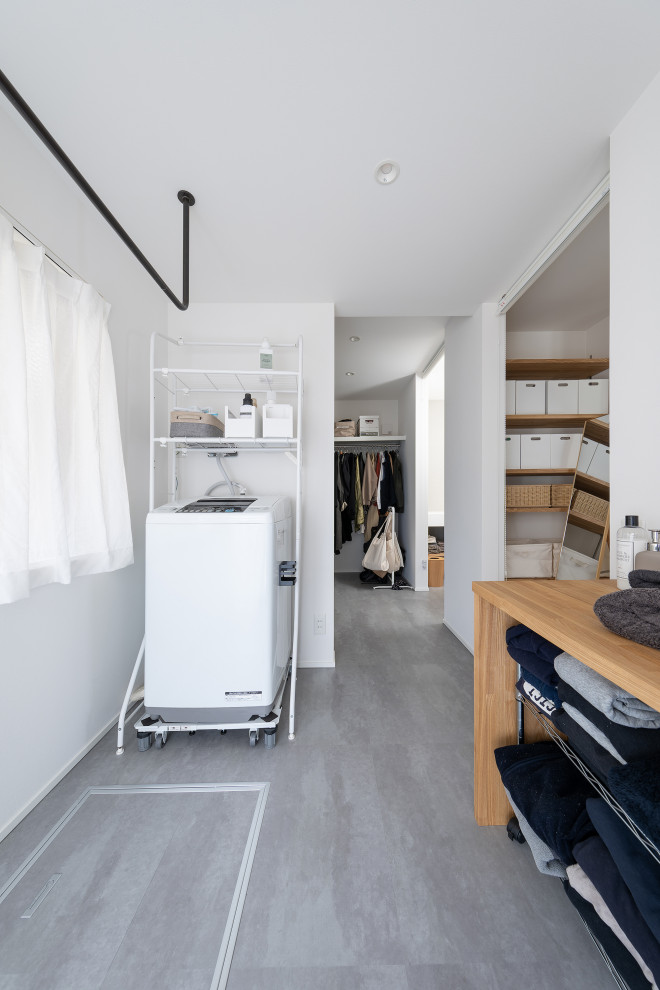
left=472, top=579, right=660, bottom=712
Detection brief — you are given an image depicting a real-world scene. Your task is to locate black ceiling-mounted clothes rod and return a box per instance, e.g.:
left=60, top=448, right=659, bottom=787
left=0, top=67, right=194, bottom=310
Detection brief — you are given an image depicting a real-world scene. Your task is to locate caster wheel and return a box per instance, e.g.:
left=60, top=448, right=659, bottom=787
left=137, top=731, right=152, bottom=752
left=264, top=729, right=277, bottom=750
left=249, top=729, right=260, bottom=747
left=188, top=730, right=196, bottom=736
left=506, top=816, right=526, bottom=844
left=155, top=731, right=168, bottom=749
left=220, top=729, right=227, bottom=735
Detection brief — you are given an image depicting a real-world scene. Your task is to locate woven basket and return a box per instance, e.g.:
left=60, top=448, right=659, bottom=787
left=571, top=489, right=609, bottom=524
left=506, top=484, right=551, bottom=508
left=551, top=484, right=572, bottom=507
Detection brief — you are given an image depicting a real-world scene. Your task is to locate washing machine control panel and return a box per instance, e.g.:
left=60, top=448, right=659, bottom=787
left=176, top=498, right=257, bottom=513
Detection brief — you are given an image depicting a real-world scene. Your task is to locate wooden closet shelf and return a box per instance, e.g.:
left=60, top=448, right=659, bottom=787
left=507, top=506, right=567, bottom=514
left=506, top=358, right=609, bottom=380
left=506, top=413, right=603, bottom=429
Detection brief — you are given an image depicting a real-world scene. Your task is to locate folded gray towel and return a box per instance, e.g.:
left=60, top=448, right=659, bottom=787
left=562, top=704, right=626, bottom=764
left=629, top=570, right=660, bottom=589
left=555, top=652, right=660, bottom=729
left=594, top=587, right=660, bottom=650
left=503, top=787, right=567, bottom=879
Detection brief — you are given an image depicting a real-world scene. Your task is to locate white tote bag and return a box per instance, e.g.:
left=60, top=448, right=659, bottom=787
left=362, top=518, right=389, bottom=572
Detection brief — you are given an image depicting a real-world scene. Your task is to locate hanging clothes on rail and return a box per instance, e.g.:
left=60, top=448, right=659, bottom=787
left=334, top=447, right=405, bottom=558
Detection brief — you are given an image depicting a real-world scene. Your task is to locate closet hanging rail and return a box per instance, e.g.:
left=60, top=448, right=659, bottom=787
left=0, top=67, right=195, bottom=310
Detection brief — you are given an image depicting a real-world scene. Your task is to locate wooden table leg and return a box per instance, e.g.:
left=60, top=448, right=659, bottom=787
left=474, top=595, right=518, bottom=825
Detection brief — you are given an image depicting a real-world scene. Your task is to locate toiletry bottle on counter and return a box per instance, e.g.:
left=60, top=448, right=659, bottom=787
left=635, top=530, right=660, bottom=571
left=616, top=516, right=649, bottom=589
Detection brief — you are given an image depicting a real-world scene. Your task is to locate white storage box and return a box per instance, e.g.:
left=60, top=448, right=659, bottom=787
left=577, top=437, right=598, bottom=475
left=521, top=434, right=551, bottom=469
left=588, top=443, right=610, bottom=483
left=550, top=433, right=581, bottom=470
left=358, top=415, right=380, bottom=436
left=546, top=380, right=578, bottom=415
left=578, top=379, right=609, bottom=415
left=506, top=381, right=516, bottom=414
left=224, top=406, right=261, bottom=438
left=515, top=380, right=546, bottom=415
left=505, top=434, right=521, bottom=469
left=506, top=541, right=553, bottom=579
left=263, top=403, right=294, bottom=438
left=556, top=546, right=599, bottom=580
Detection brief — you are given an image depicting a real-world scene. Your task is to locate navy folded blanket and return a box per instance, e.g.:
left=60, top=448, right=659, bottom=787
left=608, top=757, right=660, bottom=847
left=551, top=708, right=620, bottom=784
left=506, top=624, right=561, bottom=688
left=562, top=880, right=653, bottom=990
left=588, top=797, right=660, bottom=945
left=516, top=667, right=560, bottom=716
left=574, top=833, right=660, bottom=985
left=494, top=741, right=595, bottom=864
left=556, top=678, right=660, bottom=763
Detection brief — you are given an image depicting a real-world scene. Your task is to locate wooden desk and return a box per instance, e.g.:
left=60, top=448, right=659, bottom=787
left=472, top=579, right=660, bottom=826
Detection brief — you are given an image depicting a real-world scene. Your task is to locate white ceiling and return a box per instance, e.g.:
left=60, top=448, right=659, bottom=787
left=335, top=317, right=444, bottom=398
left=1, top=2, right=659, bottom=319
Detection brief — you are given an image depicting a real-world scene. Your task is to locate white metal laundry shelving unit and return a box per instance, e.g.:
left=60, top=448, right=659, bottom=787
left=117, top=331, right=303, bottom=754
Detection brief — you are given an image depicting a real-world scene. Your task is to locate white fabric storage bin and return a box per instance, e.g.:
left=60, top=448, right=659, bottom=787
left=515, top=380, right=546, bottom=414
left=520, top=434, right=551, bottom=469
left=577, top=437, right=598, bottom=475
left=506, top=381, right=516, bottom=414
left=578, top=379, right=609, bottom=414
left=550, top=433, right=581, bottom=470
left=505, top=434, right=521, bottom=469
left=506, top=541, right=553, bottom=579
left=546, top=380, right=578, bottom=414
left=588, top=443, right=610, bottom=483
left=556, top=546, right=599, bottom=580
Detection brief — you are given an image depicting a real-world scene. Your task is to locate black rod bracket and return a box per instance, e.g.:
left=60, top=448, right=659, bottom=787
left=0, top=67, right=194, bottom=310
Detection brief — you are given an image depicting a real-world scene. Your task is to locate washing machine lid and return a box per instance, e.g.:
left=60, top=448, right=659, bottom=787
left=176, top=498, right=256, bottom=513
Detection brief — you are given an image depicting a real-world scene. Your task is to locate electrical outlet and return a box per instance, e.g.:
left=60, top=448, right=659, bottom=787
left=314, top=614, right=326, bottom=635
left=421, top=559, right=428, bottom=570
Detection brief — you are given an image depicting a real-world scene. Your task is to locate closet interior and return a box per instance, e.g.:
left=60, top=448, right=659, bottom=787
left=504, top=205, right=610, bottom=580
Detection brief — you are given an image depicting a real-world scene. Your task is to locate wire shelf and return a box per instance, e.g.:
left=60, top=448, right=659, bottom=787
left=154, top=437, right=298, bottom=451
left=520, top=696, right=660, bottom=866
left=155, top=368, right=299, bottom=396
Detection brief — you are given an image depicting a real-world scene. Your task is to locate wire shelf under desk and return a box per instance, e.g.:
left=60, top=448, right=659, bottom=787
left=520, top=696, right=660, bottom=867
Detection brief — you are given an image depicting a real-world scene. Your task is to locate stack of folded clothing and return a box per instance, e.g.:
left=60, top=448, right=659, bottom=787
left=494, top=741, right=596, bottom=867
left=565, top=795, right=660, bottom=989
left=608, top=757, right=660, bottom=849
left=550, top=653, right=660, bottom=783
left=506, top=624, right=562, bottom=718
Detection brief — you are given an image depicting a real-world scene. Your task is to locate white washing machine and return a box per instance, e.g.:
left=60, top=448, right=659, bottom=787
left=145, top=495, right=293, bottom=723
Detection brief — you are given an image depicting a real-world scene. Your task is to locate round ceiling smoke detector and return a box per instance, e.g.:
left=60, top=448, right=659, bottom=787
left=349, top=336, right=360, bottom=342
left=345, top=371, right=355, bottom=376
left=375, top=160, right=400, bottom=184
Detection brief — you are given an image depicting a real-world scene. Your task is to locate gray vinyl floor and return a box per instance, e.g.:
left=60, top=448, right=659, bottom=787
left=0, top=574, right=612, bottom=990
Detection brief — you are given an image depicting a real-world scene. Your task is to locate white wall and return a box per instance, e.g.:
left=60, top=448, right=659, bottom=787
left=444, top=304, right=505, bottom=651
left=168, top=304, right=335, bottom=667
left=398, top=375, right=428, bottom=590
left=0, top=103, right=166, bottom=838
left=506, top=322, right=609, bottom=359
left=333, top=399, right=399, bottom=437
left=428, top=399, right=445, bottom=525
left=610, top=69, right=660, bottom=546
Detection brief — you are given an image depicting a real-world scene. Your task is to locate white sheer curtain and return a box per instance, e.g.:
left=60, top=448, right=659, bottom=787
left=0, top=214, right=133, bottom=604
